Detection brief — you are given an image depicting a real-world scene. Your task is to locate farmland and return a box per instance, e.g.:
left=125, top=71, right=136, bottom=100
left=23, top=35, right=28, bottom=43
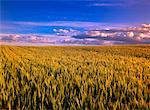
left=0, top=45, right=150, bottom=109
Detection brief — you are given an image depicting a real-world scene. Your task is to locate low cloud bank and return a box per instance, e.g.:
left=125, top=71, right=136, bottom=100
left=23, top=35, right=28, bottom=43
left=71, top=24, right=150, bottom=44
left=0, top=24, right=150, bottom=45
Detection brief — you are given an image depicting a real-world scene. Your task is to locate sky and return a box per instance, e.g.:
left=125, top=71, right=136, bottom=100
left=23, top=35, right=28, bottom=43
left=0, top=0, right=150, bottom=45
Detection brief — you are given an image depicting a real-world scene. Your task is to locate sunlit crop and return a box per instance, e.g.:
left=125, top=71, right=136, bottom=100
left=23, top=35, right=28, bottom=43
left=0, top=45, right=150, bottom=109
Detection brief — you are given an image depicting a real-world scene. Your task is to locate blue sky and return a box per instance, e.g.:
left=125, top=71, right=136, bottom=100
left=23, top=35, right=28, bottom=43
left=1, top=0, right=150, bottom=34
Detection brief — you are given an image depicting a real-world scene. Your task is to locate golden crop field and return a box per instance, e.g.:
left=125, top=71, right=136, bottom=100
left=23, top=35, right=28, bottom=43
left=0, top=45, right=150, bottom=109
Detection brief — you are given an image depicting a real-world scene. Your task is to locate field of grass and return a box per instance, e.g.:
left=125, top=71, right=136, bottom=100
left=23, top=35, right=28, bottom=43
left=0, top=45, right=150, bottom=109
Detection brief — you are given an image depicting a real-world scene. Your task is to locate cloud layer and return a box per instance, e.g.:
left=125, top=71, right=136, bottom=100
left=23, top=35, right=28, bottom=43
left=1, top=21, right=131, bottom=30
left=0, top=24, right=150, bottom=45
left=72, top=24, right=150, bottom=44
left=89, top=0, right=150, bottom=7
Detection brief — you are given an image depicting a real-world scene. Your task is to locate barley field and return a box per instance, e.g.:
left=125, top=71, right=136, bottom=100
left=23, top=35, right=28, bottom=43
left=0, top=45, right=150, bottom=109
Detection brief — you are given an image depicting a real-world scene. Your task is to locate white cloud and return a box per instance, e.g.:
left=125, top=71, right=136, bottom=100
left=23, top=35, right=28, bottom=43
left=1, top=23, right=150, bottom=45
left=90, top=3, right=123, bottom=7
left=53, top=29, right=70, bottom=33
left=139, top=33, right=150, bottom=38
left=73, top=24, right=150, bottom=44
left=53, top=28, right=81, bottom=36
left=10, top=21, right=130, bottom=29
left=141, top=24, right=150, bottom=28
left=127, top=32, right=134, bottom=38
